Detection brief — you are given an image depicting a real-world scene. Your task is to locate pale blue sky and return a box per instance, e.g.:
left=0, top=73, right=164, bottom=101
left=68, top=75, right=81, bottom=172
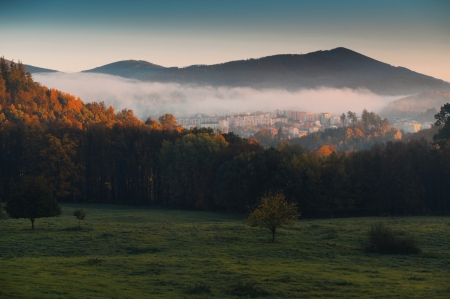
left=1, top=0, right=449, bottom=81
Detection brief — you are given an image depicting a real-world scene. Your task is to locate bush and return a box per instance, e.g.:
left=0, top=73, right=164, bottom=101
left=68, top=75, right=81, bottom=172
left=86, top=258, right=103, bottom=265
left=124, top=247, right=161, bottom=254
left=227, top=281, right=269, bottom=298
left=73, top=209, right=86, bottom=228
left=184, top=283, right=211, bottom=294
left=363, top=222, right=421, bottom=255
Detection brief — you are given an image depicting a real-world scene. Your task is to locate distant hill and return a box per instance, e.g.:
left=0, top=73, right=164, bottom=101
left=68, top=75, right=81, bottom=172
left=82, top=60, right=166, bottom=80
left=412, top=108, right=438, bottom=123
left=380, top=91, right=450, bottom=119
left=23, top=64, right=59, bottom=73
left=3, top=59, right=59, bottom=73
left=141, top=47, right=450, bottom=96
left=402, top=126, right=439, bottom=143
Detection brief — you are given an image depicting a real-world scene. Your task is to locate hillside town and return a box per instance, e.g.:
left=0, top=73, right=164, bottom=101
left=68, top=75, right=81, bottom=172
left=177, top=109, right=431, bottom=138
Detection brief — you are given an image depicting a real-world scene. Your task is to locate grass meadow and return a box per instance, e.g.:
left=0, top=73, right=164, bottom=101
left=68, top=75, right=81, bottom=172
left=1, top=204, right=450, bottom=298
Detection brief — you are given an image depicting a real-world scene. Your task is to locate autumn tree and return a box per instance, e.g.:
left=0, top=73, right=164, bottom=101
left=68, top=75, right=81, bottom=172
left=0, top=57, right=10, bottom=89
left=247, top=192, right=300, bottom=242
left=158, top=113, right=182, bottom=131
left=0, top=72, right=6, bottom=98
left=5, top=176, right=61, bottom=229
left=40, top=133, right=79, bottom=200
left=145, top=117, right=162, bottom=130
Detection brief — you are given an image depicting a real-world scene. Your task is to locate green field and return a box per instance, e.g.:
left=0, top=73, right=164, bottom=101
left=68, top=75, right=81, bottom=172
left=1, top=204, right=449, bottom=298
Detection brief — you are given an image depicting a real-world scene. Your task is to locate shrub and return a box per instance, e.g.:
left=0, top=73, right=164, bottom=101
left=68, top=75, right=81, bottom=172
left=227, top=281, right=269, bottom=298
left=363, top=222, right=421, bottom=255
left=184, top=283, right=211, bottom=294
left=73, top=209, right=86, bottom=229
left=124, top=247, right=161, bottom=254
left=86, top=258, right=103, bottom=265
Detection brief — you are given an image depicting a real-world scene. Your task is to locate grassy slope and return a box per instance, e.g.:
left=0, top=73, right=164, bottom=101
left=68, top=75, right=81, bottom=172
left=1, top=204, right=449, bottom=298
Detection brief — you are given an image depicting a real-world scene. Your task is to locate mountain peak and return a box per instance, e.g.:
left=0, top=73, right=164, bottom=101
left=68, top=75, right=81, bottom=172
left=82, top=60, right=166, bottom=79
left=72, top=48, right=449, bottom=95
left=91, top=60, right=165, bottom=69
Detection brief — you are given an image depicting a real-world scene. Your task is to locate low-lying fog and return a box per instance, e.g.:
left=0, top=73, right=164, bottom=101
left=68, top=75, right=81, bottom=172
left=33, top=72, right=399, bottom=119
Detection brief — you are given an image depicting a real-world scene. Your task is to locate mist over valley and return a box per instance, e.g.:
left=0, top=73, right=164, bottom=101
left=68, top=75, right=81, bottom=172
left=33, top=72, right=399, bottom=120
left=26, top=47, right=450, bottom=121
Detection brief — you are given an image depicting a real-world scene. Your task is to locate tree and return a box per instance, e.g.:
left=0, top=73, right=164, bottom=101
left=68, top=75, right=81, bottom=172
left=158, top=113, right=182, bottom=131
left=145, top=117, right=162, bottom=130
left=433, top=103, right=450, bottom=148
left=247, top=192, right=300, bottom=242
left=73, top=209, right=86, bottom=229
left=340, top=113, right=346, bottom=125
left=39, top=133, right=79, bottom=200
left=347, top=111, right=357, bottom=124
left=0, top=72, right=6, bottom=98
left=159, top=133, right=228, bottom=208
left=5, top=176, right=61, bottom=229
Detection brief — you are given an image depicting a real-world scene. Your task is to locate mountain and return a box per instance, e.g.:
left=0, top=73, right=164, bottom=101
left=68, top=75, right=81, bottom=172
left=380, top=91, right=450, bottom=118
left=3, top=59, right=59, bottom=73
left=24, top=64, right=59, bottom=73
left=82, top=60, right=166, bottom=80
left=144, top=48, right=450, bottom=95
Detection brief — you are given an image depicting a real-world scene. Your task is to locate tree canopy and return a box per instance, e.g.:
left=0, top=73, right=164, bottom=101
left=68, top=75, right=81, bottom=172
left=5, top=176, right=61, bottom=229
left=247, top=192, right=300, bottom=242
left=433, top=103, right=450, bottom=148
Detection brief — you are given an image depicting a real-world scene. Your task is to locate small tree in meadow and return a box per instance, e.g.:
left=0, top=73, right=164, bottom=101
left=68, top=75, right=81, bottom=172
left=6, top=176, right=61, bottom=229
left=247, top=192, right=300, bottom=242
left=73, top=209, right=86, bottom=229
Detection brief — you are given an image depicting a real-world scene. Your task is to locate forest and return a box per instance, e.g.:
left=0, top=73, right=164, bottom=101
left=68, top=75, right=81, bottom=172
left=1, top=57, right=450, bottom=217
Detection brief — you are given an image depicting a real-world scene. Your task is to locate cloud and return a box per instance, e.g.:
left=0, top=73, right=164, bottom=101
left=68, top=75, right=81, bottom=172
left=33, top=72, right=399, bottom=119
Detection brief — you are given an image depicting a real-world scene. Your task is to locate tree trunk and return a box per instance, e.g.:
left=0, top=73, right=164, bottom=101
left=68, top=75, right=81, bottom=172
left=31, top=218, right=35, bottom=229
left=271, top=228, right=276, bottom=243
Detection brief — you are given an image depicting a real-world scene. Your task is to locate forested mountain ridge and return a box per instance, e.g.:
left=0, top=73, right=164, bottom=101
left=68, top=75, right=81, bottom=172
left=142, top=47, right=449, bottom=95
left=0, top=58, right=143, bottom=129
left=4, top=58, right=58, bottom=74
left=82, top=60, right=167, bottom=80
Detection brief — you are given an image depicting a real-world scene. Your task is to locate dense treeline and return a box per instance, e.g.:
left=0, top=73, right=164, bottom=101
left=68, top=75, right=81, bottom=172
left=1, top=58, right=450, bottom=217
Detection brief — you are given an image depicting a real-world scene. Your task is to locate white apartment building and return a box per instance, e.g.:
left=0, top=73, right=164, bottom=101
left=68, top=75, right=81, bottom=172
left=395, top=122, right=421, bottom=134
left=228, top=114, right=287, bottom=127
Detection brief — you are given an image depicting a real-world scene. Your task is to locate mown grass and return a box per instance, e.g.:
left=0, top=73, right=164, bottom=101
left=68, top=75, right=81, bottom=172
left=1, top=204, right=449, bottom=298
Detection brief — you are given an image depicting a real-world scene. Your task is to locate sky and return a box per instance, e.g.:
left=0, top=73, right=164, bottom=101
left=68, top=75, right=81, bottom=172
left=1, top=0, right=449, bottom=81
